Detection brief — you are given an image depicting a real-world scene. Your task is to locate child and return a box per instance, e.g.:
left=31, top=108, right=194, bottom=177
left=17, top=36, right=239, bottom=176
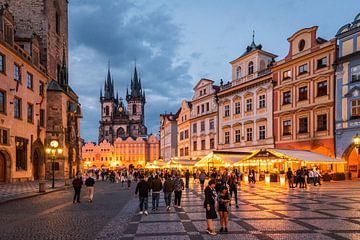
left=218, top=185, right=230, bottom=233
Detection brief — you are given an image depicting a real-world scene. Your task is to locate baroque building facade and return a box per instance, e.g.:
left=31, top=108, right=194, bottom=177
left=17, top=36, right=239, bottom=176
left=177, top=100, right=192, bottom=160
left=98, top=66, right=147, bottom=144
left=335, top=13, right=360, bottom=178
left=160, top=112, right=178, bottom=162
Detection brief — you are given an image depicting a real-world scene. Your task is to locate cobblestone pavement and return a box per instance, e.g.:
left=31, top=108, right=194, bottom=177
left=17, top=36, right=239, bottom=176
left=0, top=181, right=134, bottom=240
left=120, top=180, right=360, bottom=240
left=0, top=180, right=68, bottom=203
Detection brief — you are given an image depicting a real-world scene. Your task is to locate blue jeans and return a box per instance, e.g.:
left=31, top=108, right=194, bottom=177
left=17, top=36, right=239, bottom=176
left=152, top=192, right=160, bottom=209
left=164, top=192, right=172, bottom=207
left=139, top=196, right=148, bottom=211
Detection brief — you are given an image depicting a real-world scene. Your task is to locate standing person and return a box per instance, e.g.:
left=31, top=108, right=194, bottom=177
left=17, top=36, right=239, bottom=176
left=218, top=186, right=230, bottom=233
left=185, top=170, right=191, bottom=189
left=287, top=168, right=294, bottom=189
left=163, top=176, right=175, bottom=211
left=135, top=175, right=150, bottom=216
left=127, top=172, right=133, bottom=190
left=251, top=169, right=256, bottom=183
left=193, top=171, right=197, bottom=184
left=150, top=175, right=162, bottom=211
left=314, top=168, right=322, bottom=186
left=308, top=169, right=314, bottom=185
left=204, top=179, right=217, bottom=236
left=85, top=175, right=95, bottom=203
left=199, top=171, right=206, bottom=192
left=72, top=175, right=83, bottom=203
left=303, top=167, right=308, bottom=189
left=174, top=175, right=184, bottom=208
left=227, top=172, right=239, bottom=208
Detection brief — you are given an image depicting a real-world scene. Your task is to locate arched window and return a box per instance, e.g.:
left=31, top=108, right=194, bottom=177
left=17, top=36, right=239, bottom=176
left=133, top=105, right=137, bottom=114
left=105, top=106, right=109, bottom=116
left=236, top=66, right=241, bottom=79
left=248, top=61, right=254, bottom=75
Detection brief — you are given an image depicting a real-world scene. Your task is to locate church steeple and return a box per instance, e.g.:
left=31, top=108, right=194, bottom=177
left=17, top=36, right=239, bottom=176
left=127, top=64, right=144, bottom=101
left=103, top=63, right=115, bottom=100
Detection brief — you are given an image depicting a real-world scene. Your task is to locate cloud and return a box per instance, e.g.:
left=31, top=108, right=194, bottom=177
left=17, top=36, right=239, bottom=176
left=68, top=0, right=193, bottom=141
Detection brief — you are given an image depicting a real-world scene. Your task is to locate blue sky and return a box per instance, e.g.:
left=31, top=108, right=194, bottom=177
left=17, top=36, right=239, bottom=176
left=68, top=0, right=359, bottom=142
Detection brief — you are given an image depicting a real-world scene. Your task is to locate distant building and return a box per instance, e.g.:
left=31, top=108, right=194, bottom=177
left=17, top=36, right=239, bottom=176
left=82, top=135, right=159, bottom=169
left=177, top=100, right=192, bottom=160
left=335, top=13, right=360, bottom=178
left=160, top=113, right=178, bottom=162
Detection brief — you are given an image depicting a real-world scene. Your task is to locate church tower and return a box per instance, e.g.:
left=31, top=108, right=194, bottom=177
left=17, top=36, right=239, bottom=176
left=126, top=65, right=147, bottom=136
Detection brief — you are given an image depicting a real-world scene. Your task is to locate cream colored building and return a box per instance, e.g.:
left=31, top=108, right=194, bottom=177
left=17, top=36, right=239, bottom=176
left=189, top=79, right=219, bottom=160
left=218, top=39, right=276, bottom=151
left=160, top=113, right=178, bottom=161
left=177, top=100, right=192, bottom=160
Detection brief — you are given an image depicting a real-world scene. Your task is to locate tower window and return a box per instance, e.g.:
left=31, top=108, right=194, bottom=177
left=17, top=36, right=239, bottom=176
left=56, top=12, right=60, bottom=34
left=133, top=105, right=137, bottom=114
left=105, top=106, right=109, bottom=116
left=248, top=61, right=254, bottom=75
left=236, top=66, right=241, bottom=79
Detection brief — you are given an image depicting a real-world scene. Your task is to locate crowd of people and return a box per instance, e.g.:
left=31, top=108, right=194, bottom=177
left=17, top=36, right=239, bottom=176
left=286, top=167, right=322, bottom=189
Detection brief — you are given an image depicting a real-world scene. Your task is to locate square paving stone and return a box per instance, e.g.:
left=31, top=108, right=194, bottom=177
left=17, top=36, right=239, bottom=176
left=136, top=222, right=186, bottom=234
left=320, top=210, right=360, bottom=218
left=186, top=213, right=206, bottom=220
left=141, top=213, right=180, bottom=222
left=231, top=211, right=280, bottom=219
left=192, top=220, right=246, bottom=232
left=336, top=203, right=360, bottom=210
left=257, top=204, right=303, bottom=211
left=247, top=199, right=284, bottom=205
left=303, top=204, right=348, bottom=210
left=182, top=206, right=205, bottom=213
left=266, top=233, right=333, bottom=240
left=336, top=233, right=360, bottom=239
left=245, top=219, right=309, bottom=231
left=134, top=235, right=190, bottom=240
left=228, top=205, right=263, bottom=211
left=201, top=233, right=258, bottom=240
left=304, top=219, right=360, bottom=230
left=275, top=210, right=330, bottom=219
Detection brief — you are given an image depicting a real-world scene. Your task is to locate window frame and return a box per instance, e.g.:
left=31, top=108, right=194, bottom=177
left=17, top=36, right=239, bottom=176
left=224, top=131, right=230, bottom=144
left=259, top=125, right=266, bottom=140
left=0, top=90, right=6, bottom=114
left=14, top=97, right=21, bottom=119
left=234, top=102, right=241, bottom=114
left=0, top=53, right=5, bottom=74
left=283, top=120, right=292, bottom=136
left=27, top=103, right=34, bottom=123
left=282, top=70, right=291, bottom=80
left=14, top=63, right=21, bottom=82
left=246, top=98, right=253, bottom=112
left=298, top=64, right=308, bottom=75
left=317, top=114, right=327, bottom=131
left=26, top=72, right=33, bottom=90
left=351, top=65, right=360, bottom=82
left=283, top=91, right=291, bottom=105
left=299, top=117, right=308, bottom=133
left=298, top=86, right=308, bottom=101
left=235, top=129, right=241, bottom=143
left=351, top=99, right=360, bottom=119
left=317, top=57, right=327, bottom=69
left=224, top=105, right=230, bottom=117
left=246, top=128, right=253, bottom=142
left=248, top=61, right=254, bottom=75
left=259, top=95, right=266, bottom=108
left=317, top=81, right=328, bottom=97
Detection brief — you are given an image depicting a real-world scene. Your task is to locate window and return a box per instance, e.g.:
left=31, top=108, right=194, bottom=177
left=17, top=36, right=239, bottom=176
left=180, top=148, right=184, bottom=157
left=201, top=104, right=204, bottom=113
left=299, top=64, right=308, bottom=75
left=206, top=102, right=209, bottom=112
left=14, top=97, right=21, bottom=119
left=283, top=120, right=291, bottom=136
left=210, top=138, right=215, bottom=149
left=39, top=81, right=44, bottom=96
left=184, top=147, right=189, bottom=156
left=317, top=81, right=327, bottom=97
left=246, top=99, right=253, bottom=112
left=299, top=39, right=305, bottom=51
left=27, top=103, right=33, bottom=123
left=184, top=130, right=189, bottom=139
left=246, top=128, right=253, bottom=141
left=0, top=91, right=5, bottom=114
left=317, top=57, right=327, bottom=69
left=192, top=123, right=197, bottom=133
left=0, top=128, right=9, bottom=145
left=235, top=129, right=241, bottom=143
left=132, top=105, right=137, bottom=114
left=209, top=119, right=215, bottom=130
left=259, top=95, right=266, bottom=108
left=224, top=105, right=230, bottom=117
left=224, top=132, right=230, bottom=144
left=105, top=106, right=109, bottom=116
left=201, top=140, right=206, bottom=150
left=234, top=102, right=241, bottom=114
left=236, top=66, right=241, bottom=79
left=283, top=91, right=291, bottom=105
left=180, top=132, right=184, bottom=140
left=203, top=89, right=206, bottom=95
left=200, top=121, right=205, bottom=132
left=26, top=72, right=33, bottom=89
left=15, top=137, right=27, bottom=171
left=40, top=109, right=45, bottom=127
left=351, top=65, right=360, bottom=82
left=248, top=61, right=254, bottom=75
left=0, top=53, right=4, bottom=73
left=283, top=70, right=291, bottom=80
left=56, top=12, right=60, bottom=34
left=193, top=141, right=197, bottom=151
left=14, top=63, right=21, bottom=82
left=197, top=106, right=200, bottom=114
left=351, top=99, right=360, bottom=119
left=299, top=117, right=308, bottom=133
left=259, top=126, right=266, bottom=140
left=200, top=90, right=202, bottom=96
left=317, top=114, right=327, bottom=131
left=298, top=86, right=308, bottom=101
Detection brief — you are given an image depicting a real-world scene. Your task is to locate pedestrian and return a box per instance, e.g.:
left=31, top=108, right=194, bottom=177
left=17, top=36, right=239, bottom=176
left=72, top=174, right=83, bottom=203
left=204, top=179, right=217, bottom=236
left=150, top=175, right=162, bottom=211
left=199, top=171, right=206, bottom=192
left=193, top=171, right=197, bottom=184
left=135, top=175, right=150, bottom=216
left=127, top=173, right=133, bottom=189
left=215, top=176, right=224, bottom=194
left=227, top=171, right=239, bottom=208
left=309, top=169, right=314, bottom=185
left=85, top=175, right=95, bottom=203
left=218, top=185, right=230, bottom=233
left=174, top=175, right=184, bottom=208
left=163, top=176, right=175, bottom=211
left=185, top=170, right=190, bottom=189
left=314, top=168, right=322, bottom=186
left=287, top=168, right=294, bottom=189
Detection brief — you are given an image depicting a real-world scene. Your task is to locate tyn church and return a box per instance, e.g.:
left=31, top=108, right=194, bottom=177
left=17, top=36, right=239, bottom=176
left=99, top=66, right=147, bottom=143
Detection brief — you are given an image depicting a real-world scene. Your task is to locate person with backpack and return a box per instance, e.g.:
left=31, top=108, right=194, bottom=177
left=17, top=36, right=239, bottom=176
left=85, top=174, right=95, bottom=203
left=163, top=176, right=175, bottom=211
left=173, top=175, right=184, bottom=208
left=150, top=175, right=162, bottom=211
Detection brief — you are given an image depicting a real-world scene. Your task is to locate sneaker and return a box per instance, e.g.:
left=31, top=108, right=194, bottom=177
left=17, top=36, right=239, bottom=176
left=209, top=231, right=217, bottom=236
left=206, top=229, right=211, bottom=234
left=178, top=205, right=181, bottom=208
left=224, top=228, right=228, bottom=233
left=167, top=206, right=170, bottom=211
left=144, top=210, right=148, bottom=216
left=220, top=227, right=224, bottom=233
left=139, top=211, right=143, bottom=215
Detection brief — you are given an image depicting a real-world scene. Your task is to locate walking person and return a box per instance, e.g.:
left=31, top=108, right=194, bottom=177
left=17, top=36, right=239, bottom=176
left=150, top=175, right=162, bottom=211
left=193, top=171, right=197, bottom=184
left=227, top=172, right=239, bottom=208
left=72, top=174, right=83, bottom=203
left=314, top=168, right=322, bottom=186
left=287, top=168, right=294, bottom=189
left=85, top=175, right=95, bottom=203
left=218, top=186, right=230, bottom=233
left=204, top=179, right=217, bottom=236
left=163, top=176, right=175, bottom=211
left=185, top=170, right=190, bottom=189
left=308, top=169, right=314, bottom=185
left=174, top=175, right=184, bottom=208
left=135, top=175, right=150, bottom=216
left=199, top=171, right=206, bottom=192
left=127, top=172, right=133, bottom=190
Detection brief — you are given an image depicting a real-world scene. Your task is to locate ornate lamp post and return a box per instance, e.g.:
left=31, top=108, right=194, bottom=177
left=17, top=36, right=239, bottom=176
left=46, top=140, right=63, bottom=189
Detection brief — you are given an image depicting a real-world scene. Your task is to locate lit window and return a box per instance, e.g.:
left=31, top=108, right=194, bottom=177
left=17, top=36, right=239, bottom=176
left=351, top=99, right=360, bottom=119
left=283, top=120, right=291, bottom=136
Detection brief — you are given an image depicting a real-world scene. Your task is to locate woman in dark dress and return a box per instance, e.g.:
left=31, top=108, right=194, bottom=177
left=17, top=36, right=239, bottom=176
left=218, top=185, right=230, bottom=233
left=204, top=179, right=217, bottom=235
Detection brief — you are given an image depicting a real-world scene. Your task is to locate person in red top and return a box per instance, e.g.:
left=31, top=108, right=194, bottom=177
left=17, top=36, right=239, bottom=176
left=72, top=174, right=83, bottom=203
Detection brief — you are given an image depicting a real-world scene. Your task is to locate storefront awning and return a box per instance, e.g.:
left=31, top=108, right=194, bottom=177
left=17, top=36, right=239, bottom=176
left=195, top=151, right=250, bottom=167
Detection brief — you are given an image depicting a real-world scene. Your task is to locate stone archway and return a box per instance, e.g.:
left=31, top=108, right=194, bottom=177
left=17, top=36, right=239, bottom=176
left=0, top=150, right=11, bottom=182
left=32, top=139, right=45, bottom=180
left=342, top=143, right=360, bottom=178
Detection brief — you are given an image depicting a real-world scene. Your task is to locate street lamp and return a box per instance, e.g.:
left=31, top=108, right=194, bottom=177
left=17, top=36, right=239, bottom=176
left=46, top=140, right=63, bottom=189
left=353, top=134, right=360, bottom=177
